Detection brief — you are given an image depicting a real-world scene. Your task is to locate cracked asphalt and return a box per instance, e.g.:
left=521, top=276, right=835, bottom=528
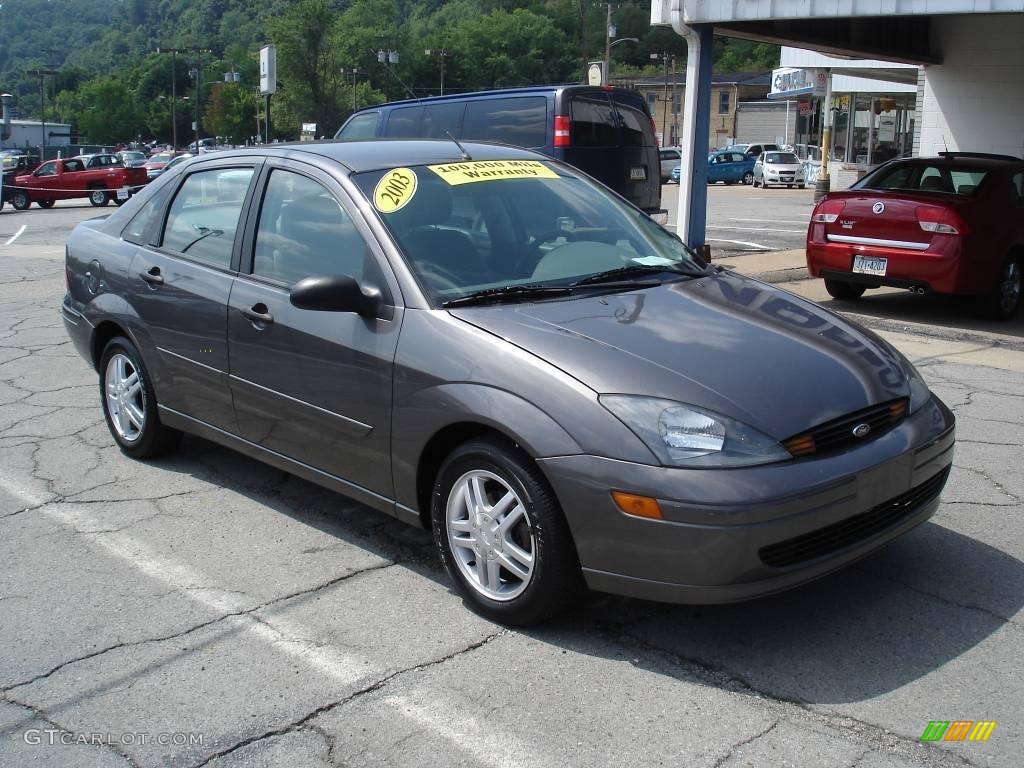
left=0, top=202, right=1021, bottom=768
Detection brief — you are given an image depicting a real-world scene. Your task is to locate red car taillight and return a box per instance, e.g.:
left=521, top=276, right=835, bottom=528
left=553, top=115, right=570, bottom=148
left=916, top=205, right=967, bottom=235
left=811, top=198, right=845, bottom=223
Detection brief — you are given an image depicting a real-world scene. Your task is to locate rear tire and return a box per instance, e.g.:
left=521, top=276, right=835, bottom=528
left=824, top=279, right=867, bottom=301
left=89, top=187, right=109, bottom=207
left=37, top=199, right=55, bottom=209
left=742, top=171, right=754, bottom=185
left=99, top=336, right=182, bottom=459
left=431, top=436, right=584, bottom=626
left=10, top=190, right=30, bottom=210
left=982, top=257, right=1022, bottom=321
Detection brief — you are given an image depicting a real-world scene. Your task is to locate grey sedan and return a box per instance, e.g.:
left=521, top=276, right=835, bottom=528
left=61, top=140, right=954, bottom=625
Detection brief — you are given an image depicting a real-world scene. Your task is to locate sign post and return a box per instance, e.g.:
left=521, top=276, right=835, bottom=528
left=260, top=45, right=277, bottom=143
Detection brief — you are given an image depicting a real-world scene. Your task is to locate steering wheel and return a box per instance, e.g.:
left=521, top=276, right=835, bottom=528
left=418, top=262, right=464, bottom=295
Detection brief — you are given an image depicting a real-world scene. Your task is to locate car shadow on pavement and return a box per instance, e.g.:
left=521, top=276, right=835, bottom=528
left=824, top=290, right=1024, bottom=341
left=156, top=437, right=1021, bottom=706
left=537, top=519, right=1023, bottom=705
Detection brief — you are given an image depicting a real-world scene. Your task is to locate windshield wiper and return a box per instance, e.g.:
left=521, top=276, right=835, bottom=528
left=570, top=263, right=704, bottom=287
left=442, top=284, right=573, bottom=308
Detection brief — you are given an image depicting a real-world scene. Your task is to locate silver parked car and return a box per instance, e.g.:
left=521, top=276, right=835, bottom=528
left=753, top=150, right=807, bottom=188
left=62, top=141, right=953, bottom=625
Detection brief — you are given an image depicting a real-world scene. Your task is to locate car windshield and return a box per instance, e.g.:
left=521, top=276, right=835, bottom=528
left=859, top=162, right=990, bottom=196
left=122, top=152, right=145, bottom=161
left=765, top=152, right=799, bottom=164
left=150, top=153, right=173, bottom=162
left=353, top=160, right=706, bottom=306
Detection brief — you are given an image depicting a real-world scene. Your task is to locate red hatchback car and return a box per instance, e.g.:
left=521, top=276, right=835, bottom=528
left=806, top=153, right=1024, bottom=320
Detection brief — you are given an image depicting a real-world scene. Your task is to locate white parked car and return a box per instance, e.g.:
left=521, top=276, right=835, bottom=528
left=658, top=147, right=682, bottom=183
left=753, top=151, right=806, bottom=189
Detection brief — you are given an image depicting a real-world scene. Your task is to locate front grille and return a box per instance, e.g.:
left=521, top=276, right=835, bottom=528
left=759, top=466, right=950, bottom=568
left=782, top=399, right=907, bottom=458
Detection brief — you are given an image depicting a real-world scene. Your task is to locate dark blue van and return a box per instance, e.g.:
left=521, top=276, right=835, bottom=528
left=334, top=85, right=663, bottom=216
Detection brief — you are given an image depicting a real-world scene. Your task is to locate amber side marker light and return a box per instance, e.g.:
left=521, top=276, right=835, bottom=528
left=782, top=434, right=816, bottom=457
left=612, top=491, right=663, bottom=520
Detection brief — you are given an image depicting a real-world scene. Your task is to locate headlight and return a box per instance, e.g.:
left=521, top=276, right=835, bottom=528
left=600, top=396, right=790, bottom=468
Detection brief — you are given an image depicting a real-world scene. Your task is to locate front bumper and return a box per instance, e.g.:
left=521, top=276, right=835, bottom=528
left=538, top=396, right=954, bottom=604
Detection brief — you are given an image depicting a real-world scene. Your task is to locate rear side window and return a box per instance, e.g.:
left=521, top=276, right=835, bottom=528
left=612, top=93, right=655, bottom=148
left=161, top=167, right=254, bottom=268
left=462, top=97, right=547, bottom=148
left=570, top=93, right=617, bottom=147
left=865, top=163, right=989, bottom=196
left=123, top=194, right=162, bottom=244
left=338, top=112, right=379, bottom=140
left=421, top=103, right=465, bottom=138
left=385, top=106, right=423, bottom=137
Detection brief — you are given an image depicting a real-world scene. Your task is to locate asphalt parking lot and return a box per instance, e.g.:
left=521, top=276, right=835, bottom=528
left=0, top=200, right=1021, bottom=768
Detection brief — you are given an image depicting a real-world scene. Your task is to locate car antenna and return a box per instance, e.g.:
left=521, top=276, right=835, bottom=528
left=445, top=131, right=473, bottom=161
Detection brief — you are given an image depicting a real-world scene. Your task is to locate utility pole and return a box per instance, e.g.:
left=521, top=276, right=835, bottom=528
left=670, top=55, right=678, bottom=145
left=578, top=0, right=588, bottom=83
left=159, top=46, right=210, bottom=149
left=424, top=49, right=449, bottom=96
left=27, top=68, right=57, bottom=158
left=651, top=52, right=671, bottom=145
left=341, top=68, right=362, bottom=112
left=601, top=3, right=619, bottom=85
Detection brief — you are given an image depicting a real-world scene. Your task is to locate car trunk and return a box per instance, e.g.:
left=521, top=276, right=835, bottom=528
left=824, top=190, right=974, bottom=250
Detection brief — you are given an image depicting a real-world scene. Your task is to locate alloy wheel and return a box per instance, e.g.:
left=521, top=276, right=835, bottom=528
left=104, top=352, right=145, bottom=442
left=446, top=469, right=535, bottom=601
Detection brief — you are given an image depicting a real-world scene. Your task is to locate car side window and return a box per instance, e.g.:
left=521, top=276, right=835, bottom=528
left=384, top=106, right=423, bottom=137
left=35, top=162, right=57, bottom=177
left=64, top=159, right=84, bottom=172
left=123, top=194, right=163, bottom=245
left=338, top=112, right=379, bottom=140
left=161, top=167, right=254, bottom=269
left=252, top=169, right=371, bottom=286
left=1010, top=172, right=1023, bottom=205
left=462, top=97, right=547, bottom=148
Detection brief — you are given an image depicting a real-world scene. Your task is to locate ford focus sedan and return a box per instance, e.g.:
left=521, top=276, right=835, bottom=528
left=62, top=141, right=955, bottom=625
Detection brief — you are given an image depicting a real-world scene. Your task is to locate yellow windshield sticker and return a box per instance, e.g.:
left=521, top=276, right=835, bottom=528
left=374, top=168, right=418, bottom=213
left=428, top=160, right=559, bottom=185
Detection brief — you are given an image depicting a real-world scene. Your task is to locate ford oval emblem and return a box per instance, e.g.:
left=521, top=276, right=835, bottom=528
left=872, top=202, right=885, bottom=215
left=852, top=423, right=872, bottom=438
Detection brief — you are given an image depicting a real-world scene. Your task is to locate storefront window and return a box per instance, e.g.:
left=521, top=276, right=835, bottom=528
left=830, top=95, right=851, bottom=163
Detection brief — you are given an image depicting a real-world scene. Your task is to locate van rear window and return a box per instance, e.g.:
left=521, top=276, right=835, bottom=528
left=612, top=93, right=655, bottom=148
left=461, top=97, right=547, bottom=148
left=570, top=93, right=618, bottom=147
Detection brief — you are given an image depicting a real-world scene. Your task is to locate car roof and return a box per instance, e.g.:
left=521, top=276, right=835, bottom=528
left=349, top=84, right=640, bottom=114
left=208, top=139, right=548, bottom=174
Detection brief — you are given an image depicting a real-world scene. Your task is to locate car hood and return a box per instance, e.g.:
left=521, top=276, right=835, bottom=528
left=449, top=272, right=909, bottom=439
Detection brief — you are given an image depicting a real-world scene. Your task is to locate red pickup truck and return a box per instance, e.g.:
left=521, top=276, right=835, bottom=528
left=7, top=154, right=148, bottom=210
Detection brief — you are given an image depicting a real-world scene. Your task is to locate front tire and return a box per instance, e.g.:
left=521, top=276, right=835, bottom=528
left=10, top=190, right=29, bottom=210
left=982, top=257, right=1022, bottom=321
left=89, top=187, right=110, bottom=207
left=37, top=199, right=55, bottom=209
left=99, top=337, right=182, bottom=459
left=824, top=278, right=867, bottom=301
left=742, top=171, right=754, bottom=185
left=432, top=437, right=583, bottom=626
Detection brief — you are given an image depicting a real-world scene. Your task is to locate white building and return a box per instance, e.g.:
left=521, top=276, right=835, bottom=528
left=0, top=119, right=73, bottom=151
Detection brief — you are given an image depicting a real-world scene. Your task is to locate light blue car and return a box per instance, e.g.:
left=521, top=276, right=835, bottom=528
left=671, top=149, right=757, bottom=185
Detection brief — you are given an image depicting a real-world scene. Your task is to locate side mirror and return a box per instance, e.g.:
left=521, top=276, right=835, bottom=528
left=289, top=275, right=384, bottom=317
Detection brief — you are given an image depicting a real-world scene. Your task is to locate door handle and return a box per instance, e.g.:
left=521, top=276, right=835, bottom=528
left=140, top=267, right=164, bottom=285
left=241, top=303, right=273, bottom=325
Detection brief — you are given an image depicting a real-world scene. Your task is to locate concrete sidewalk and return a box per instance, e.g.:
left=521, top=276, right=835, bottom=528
left=713, top=248, right=809, bottom=283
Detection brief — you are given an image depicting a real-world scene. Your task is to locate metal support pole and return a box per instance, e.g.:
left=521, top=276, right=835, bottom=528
left=440, top=54, right=445, bottom=96
left=39, top=73, right=45, bottom=159
left=815, top=68, right=833, bottom=201
left=265, top=95, right=271, bottom=144
left=604, top=3, right=612, bottom=86
left=661, top=54, right=669, bottom=145
left=672, top=24, right=712, bottom=250
left=171, top=50, right=178, bottom=150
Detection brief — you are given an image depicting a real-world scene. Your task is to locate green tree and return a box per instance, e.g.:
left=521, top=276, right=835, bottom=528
left=56, top=76, right=145, bottom=144
left=204, top=81, right=258, bottom=143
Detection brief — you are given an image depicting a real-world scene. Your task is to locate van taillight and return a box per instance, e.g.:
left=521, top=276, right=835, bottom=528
left=916, top=205, right=967, bottom=235
left=554, top=115, right=570, bottom=148
left=811, top=198, right=845, bottom=223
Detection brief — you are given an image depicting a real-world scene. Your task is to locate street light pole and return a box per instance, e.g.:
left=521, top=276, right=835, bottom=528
left=424, top=49, right=449, bottom=96
left=28, top=68, right=57, bottom=158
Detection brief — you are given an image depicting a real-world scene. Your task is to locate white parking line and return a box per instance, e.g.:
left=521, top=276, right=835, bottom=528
left=0, top=476, right=539, bottom=768
left=4, top=225, right=26, bottom=246
left=729, top=217, right=810, bottom=225
left=706, top=238, right=772, bottom=251
left=707, top=225, right=806, bottom=234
